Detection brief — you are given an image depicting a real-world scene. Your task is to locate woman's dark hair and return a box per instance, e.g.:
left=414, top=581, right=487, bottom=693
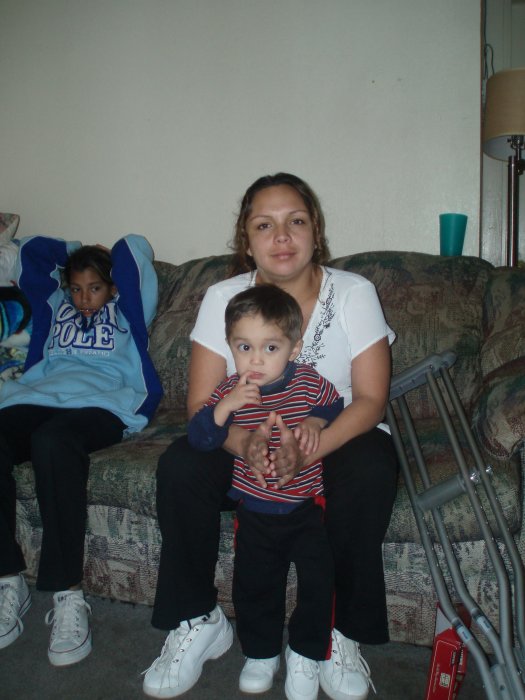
left=229, top=172, right=331, bottom=275
left=64, top=246, right=113, bottom=287
left=225, top=284, right=303, bottom=344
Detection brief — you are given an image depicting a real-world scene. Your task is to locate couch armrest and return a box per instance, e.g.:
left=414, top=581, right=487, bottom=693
left=472, top=358, right=525, bottom=461
left=474, top=267, right=525, bottom=461
left=481, top=267, right=525, bottom=377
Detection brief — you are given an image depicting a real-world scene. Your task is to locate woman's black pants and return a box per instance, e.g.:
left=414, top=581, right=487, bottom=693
left=153, top=428, right=398, bottom=645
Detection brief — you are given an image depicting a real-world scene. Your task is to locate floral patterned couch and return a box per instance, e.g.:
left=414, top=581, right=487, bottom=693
left=14, top=251, right=525, bottom=647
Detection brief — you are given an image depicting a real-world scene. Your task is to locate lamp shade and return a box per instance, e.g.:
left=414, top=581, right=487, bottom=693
left=482, top=68, right=525, bottom=161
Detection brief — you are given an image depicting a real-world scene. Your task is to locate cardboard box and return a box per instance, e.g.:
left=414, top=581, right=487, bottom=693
left=424, top=604, right=470, bottom=700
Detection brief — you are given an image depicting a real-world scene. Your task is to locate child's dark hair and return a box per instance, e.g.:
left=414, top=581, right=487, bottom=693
left=63, top=246, right=113, bottom=287
left=225, top=285, right=303, bottom=344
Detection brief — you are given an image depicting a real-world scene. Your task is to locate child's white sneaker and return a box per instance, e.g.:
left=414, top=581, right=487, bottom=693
left=45, top=589, right=92, bottom=666
left=239, top=655, right=280, bottom=693
left=0, top=574, right=31, bottom=649
left=285, top=645, right=319, bottom=700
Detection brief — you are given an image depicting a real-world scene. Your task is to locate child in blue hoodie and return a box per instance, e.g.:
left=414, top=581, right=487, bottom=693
left=0, top=233, right=162, bottom=666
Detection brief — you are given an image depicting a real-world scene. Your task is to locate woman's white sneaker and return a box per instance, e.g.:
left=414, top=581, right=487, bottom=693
left=45, top=589, right=92, bottom=666
left=319, top=629, right=375, bottom=700
left=285, top=646, right=319, bottom=700
left=142, top=605, right=233, bottom=698
left=0, top=574, right=31, bottom=649
left=239, top=655, right=280, bottom=693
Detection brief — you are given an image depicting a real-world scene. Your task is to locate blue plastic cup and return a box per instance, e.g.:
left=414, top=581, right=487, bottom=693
left=439, top=213, right=467, bottom=256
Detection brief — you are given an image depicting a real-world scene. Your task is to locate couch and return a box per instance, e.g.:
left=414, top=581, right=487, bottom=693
left=14, top=251, right=525, bottom=647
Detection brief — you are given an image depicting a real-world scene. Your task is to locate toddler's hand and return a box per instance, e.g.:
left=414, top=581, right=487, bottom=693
left=222, top=372, right=261, bottom=413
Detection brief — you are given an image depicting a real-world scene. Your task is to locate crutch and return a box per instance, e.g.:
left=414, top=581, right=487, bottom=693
left=387, top=350, right=525, bottom=700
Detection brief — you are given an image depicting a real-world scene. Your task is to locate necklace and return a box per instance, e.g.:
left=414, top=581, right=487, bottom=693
left=298, top=267, right=323, bottom=335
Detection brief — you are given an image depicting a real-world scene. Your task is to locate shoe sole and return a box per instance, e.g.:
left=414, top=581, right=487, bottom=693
left=239, top=678, right=276, bottom=694
left=48, top=631, right=92, bottom=667
left=0, top=590, right=32, bottom=650
left=285, top=679, right=319, bottom=700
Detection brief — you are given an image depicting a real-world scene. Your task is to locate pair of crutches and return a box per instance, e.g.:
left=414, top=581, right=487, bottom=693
left=387, top=351, right=525, bottom=700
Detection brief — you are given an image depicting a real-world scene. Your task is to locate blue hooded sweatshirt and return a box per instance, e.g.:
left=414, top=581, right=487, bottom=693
left=0, top=233, right=163, bottom=435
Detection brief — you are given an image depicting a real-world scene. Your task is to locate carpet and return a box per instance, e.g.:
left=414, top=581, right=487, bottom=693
left=0, top=587, right=486, bottom=699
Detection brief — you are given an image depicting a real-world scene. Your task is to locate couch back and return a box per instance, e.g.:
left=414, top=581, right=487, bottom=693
left=149, top=255, right=233, bottom=414
left=330, top=252, right=494, bottom=418
left=149, top=251, right=495, bottom=420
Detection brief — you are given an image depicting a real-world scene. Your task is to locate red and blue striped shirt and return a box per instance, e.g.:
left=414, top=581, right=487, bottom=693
left=188, top=362, right=343, bottom=511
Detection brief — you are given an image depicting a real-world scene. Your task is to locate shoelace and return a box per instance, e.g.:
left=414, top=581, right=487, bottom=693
left=291, top=655, right=318, bottom=680
left=142, top=614, right=210, bottom=681
left=45, top=595, right=91, bottom=643
left=332, top=633, right=376, bottom=694
left=0, top=582, right=24, bottom=633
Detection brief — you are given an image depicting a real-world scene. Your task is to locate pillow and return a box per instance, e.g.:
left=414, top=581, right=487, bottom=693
left=0, top=213, right=20, bottom=287
left=0, top=213, right=20, bottom=240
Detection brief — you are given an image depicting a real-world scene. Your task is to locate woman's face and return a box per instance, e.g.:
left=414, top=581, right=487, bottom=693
left=244, top=185, right=316, bottom=284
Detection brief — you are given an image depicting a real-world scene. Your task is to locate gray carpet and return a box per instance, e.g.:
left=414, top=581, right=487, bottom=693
left=0, top=587, right=486, bottom=699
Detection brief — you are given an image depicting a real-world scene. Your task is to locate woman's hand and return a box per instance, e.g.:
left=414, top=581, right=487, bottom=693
left=243, top=412, right=303, bottom=489
left=268, top=413, right=303, bottom=488
left=242, top=413, right=275, bottom=488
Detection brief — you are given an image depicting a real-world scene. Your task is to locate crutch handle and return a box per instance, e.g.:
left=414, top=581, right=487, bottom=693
left=416, top=474, right=466, bottom=511
left=389, top=350, right=457, bottom=401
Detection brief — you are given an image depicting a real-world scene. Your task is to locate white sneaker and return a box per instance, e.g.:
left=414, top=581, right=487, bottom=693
left=142, top=605, right=233, bottom=698
left=319, top=629, right=375, bottom=700
left=45, top=589, right=92, bottom=666
left=0, top=574, right=31, bottom=649
left=239, top=655, right=280, bottom=693
left=285, top=646, right=319, bottom=700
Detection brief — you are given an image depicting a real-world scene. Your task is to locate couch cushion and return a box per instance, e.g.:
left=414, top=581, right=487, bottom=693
left=14, top=408, right=187, bottom=518
left=330, top=252, right=494, bottom=419
left=15, top=408, right=520, bottom=545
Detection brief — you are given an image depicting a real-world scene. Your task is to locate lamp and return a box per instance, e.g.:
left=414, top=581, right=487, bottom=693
left=482, top=68, right=525, bottom=267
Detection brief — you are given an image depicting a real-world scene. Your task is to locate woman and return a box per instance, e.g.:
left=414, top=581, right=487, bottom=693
left=143, top=174, right=398, bottom=700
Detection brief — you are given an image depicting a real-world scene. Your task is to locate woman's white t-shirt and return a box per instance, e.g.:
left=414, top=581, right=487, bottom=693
left=190, top=266, right=395, bottom=425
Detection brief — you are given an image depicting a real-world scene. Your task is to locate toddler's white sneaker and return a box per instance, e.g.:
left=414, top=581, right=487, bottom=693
left=285, top=645, right=319, bottom=700
left=239, top=655, right=280, bottom=693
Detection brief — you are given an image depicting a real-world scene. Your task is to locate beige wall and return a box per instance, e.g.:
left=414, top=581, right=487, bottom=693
left=0, top=0, right=481, bottom=265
